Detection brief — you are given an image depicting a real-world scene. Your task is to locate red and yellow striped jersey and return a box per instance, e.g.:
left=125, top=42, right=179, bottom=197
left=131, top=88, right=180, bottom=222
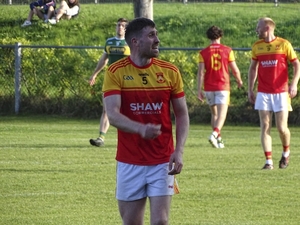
left=199, top=44, right=235, bottom=91
left=102, top=56, right=185, bottom=165
left=251, top=37, right=298, bottom=93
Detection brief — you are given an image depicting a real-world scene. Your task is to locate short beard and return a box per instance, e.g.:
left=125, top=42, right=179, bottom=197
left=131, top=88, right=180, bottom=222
left=258, top=33, right=266, bottom=39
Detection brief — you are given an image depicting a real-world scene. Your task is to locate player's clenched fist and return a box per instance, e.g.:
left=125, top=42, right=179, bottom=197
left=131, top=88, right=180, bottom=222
left=138, top=123, right=162, bottom=139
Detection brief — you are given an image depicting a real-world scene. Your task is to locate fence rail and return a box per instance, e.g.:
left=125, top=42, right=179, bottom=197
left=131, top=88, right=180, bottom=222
left=2, top=43, right=252, bottom=113
left=0, top=0, right=296, bottom=4
left=2, top=43, right=300, bottom=124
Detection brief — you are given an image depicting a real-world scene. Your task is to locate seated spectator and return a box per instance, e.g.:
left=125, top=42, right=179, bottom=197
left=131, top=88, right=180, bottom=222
left=21, top=0, right=56, bottom=27
left=48, top=0, right=80, bottom=24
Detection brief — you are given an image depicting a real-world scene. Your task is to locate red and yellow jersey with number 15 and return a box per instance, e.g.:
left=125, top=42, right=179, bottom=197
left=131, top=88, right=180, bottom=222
left=199, top=44, right=235, bottom=91
left=102, top=56, right=185, bottom=166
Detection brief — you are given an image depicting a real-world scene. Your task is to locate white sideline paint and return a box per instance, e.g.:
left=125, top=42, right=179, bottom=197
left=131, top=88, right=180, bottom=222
left=0, top=191, right=74, bottom=198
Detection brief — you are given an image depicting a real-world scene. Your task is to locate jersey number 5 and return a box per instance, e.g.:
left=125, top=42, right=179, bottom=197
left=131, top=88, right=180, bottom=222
left=142, top=76, right=148, bottom=85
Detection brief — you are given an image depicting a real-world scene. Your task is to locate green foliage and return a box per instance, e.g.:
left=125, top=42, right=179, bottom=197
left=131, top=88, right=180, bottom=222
left=2, top=3, right=300, bottom=47
left=19, top=47, right=104, bottom=116
left=1, top=3, right=300, bottom=123
left=2, top=116, right=300, bottom=224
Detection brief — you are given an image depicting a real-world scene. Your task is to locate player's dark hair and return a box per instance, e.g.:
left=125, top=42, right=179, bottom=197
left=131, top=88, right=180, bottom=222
left=125, top=17, right=156, bottom=45
left=206, top=25, right=223, bottom=40
left=117, top=18, right=128, bottom=24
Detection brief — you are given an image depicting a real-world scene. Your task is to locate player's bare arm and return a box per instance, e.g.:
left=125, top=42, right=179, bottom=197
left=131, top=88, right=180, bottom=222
left=229, top=61, right=243, bottom=88
left=168, top=97, right=189, bottom=175
left=247, top=59, right=259, bottom=104
left=88, top=53, right=109, bottom=86
left=197, top=63, right=205, bottom=102
left=289, top=59, right=300, bottom=98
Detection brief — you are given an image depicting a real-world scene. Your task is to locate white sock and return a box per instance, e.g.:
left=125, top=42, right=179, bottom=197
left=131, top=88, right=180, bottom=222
left=212, top=131, right=218, bottom=138
left=266, top=159, right=273, bottom=165
left=283, top=150, right=290, bottom=158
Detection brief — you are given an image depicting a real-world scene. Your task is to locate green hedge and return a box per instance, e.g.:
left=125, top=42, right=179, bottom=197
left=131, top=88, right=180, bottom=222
left=2, top=3, right=300, bottom=124
left=2, top=43, right=300, bottom=124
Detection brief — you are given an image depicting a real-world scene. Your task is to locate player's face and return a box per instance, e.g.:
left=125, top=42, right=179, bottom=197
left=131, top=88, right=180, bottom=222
left=138, top=26, right=160, bottom=58
left=116, top=22, right=127, bottom=38
left=256, top=20, right=267, bottom=39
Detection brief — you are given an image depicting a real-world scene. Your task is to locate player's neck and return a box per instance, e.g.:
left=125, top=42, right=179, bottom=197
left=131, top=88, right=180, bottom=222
left=210, top=39, right=221, bottom=45
left=130, top=55, right=152, bottom=67
left=116, top=35, right=125, bottom=39
left=264, top=34, right=276, bottom=43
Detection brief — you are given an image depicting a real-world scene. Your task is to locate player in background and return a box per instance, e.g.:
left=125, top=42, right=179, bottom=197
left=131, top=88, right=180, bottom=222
left=89, top=18, right=130, bottom=147
left=102, top=18, right=189, bottom=225
left=248, top=17, right=300, bottom=170
left=197, top=25, right=243, bottom=148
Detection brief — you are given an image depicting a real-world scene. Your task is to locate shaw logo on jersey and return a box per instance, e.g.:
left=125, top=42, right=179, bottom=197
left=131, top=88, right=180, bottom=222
left=261, top=60, right=278, bottom=67
left=130, top=102, right=163, bottom=115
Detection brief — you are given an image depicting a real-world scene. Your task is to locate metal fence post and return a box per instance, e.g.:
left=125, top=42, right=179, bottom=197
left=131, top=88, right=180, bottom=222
left=14, top=42, right=21, bottom=114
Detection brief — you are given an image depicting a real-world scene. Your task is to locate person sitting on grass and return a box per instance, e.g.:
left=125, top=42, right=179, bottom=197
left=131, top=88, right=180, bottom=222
left=48, top=0, right=80, bottom=25
left=21, top=0, right=56, bottom=27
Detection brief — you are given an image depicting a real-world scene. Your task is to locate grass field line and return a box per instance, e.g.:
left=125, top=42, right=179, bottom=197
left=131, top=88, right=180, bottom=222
left=0, top=191, right=74, bottom=198
left=1, top=117, right=300, bottom=224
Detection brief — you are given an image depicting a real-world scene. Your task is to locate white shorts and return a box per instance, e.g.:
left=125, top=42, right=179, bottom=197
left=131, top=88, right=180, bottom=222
left=255, top=92, right=292, bottom=112
left=116, top=162, right=175, bottom=201
left=205, top=91, right=230, bottom=106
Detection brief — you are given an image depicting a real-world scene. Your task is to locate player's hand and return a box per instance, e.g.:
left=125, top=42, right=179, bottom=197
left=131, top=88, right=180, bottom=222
left=89, top=76, right=96, bottom=86
left=168, top=151, right=183, bottom=175
left=138, top=123, right=162, bottom=139
left=289, top=84, right=298, bottom=98
left=248, top=91, right=256, bottom=104
left=237, top=80, right=243, bottom=89
left=197, top=90, right=205, bottom=102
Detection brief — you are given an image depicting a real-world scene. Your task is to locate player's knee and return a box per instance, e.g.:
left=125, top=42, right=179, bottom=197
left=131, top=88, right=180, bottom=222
left=260, top=121, right=271, bottom=131
left=277, top=126, right=288, bottom=135
left=152, top=217, right=168, bottom=225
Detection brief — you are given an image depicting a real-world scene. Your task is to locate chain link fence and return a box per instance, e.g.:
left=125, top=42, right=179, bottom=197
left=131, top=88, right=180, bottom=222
left=2, top=45, right=300, bottom=124
left=0, top=43, right=260, bottom=124
left=0, top=0, right=297, bottom=4
left=0, top=44, right=105, bottom=117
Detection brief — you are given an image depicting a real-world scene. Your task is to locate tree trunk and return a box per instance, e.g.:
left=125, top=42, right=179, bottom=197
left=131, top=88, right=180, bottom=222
left=133, top=0, right=153, bottom=20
